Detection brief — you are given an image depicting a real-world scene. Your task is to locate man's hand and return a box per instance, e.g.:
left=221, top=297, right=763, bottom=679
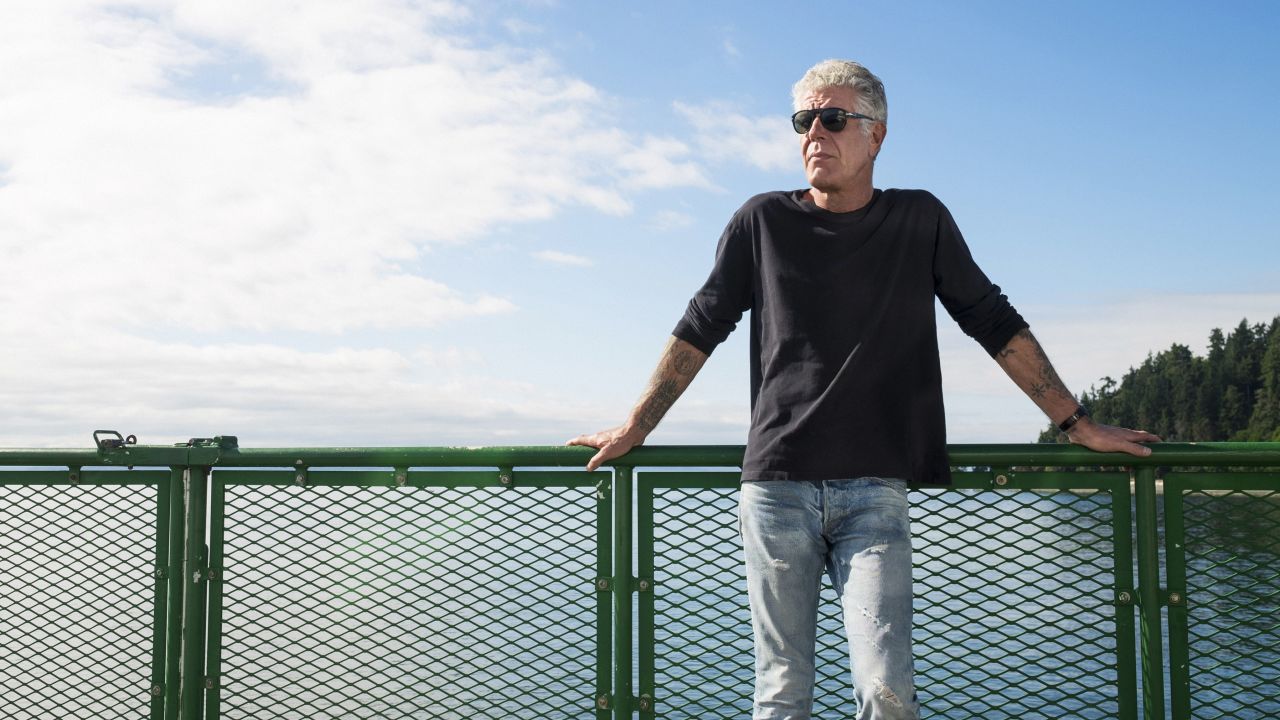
left=1067, top=419, right=1162, bottom=457
left=569, top=336, right=709, bottom=472
left=567, top=425, right=645, bottom=472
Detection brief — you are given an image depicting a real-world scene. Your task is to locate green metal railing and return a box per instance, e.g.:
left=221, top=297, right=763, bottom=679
left=2, top=436, right=1279, bottom=719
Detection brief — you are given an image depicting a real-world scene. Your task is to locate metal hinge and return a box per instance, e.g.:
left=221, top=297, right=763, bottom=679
left=192, top=568, right=221, bottom=584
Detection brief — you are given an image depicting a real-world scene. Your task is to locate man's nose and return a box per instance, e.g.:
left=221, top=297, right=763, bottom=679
left=805, top=113, right=827, bottom=140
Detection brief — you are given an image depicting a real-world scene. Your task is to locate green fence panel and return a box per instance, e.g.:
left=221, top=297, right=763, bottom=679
left=638, top=472, right=759, bottom=719
left=203, top=468, right=609, bottom=719
left=0, top=468, right=173, bottom=720
left=914, top=471, right=1136, bottom=720
left=1162, top=472, right=1280, bottom=720
left=636, top=470, right=1137, bottom=720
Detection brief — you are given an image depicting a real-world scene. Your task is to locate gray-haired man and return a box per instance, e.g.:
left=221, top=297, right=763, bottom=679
left=571, top=59, right=1157, bottom=719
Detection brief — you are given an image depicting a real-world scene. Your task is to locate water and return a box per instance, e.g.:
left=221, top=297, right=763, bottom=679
left=2, top=477, right=1278, bottom=719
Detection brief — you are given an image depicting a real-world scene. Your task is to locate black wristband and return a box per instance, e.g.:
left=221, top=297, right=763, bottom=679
left=1058, top=405, right=1089, bottom=433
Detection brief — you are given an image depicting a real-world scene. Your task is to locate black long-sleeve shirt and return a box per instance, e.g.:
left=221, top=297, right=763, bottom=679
left=673, top=188, right=1027, bottom=485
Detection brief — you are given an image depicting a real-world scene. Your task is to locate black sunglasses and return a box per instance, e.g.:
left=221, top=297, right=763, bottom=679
left=791, top=107, right=878, bottom=134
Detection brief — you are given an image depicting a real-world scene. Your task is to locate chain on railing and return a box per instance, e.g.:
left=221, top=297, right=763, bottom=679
left=2, top=439, right=1279, bottom=720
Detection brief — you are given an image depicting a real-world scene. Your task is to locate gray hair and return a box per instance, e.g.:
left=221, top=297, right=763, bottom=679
left=792, top=59, right=887, bottom=135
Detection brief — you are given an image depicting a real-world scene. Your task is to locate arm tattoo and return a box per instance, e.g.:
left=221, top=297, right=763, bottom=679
left=630, top=338, right=706, bottom=435
left=672, top=350, right=698, bottom=376
left=635, top=379, right=680, bottom=433
left=1029, top=336, right=1074, bottom=402
left=1001, top=329, right=1075, bottom=404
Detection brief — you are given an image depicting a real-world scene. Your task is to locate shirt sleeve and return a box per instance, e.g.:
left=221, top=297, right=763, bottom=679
left=671, top=212, right=754, bottom=356
left=931, top=196, right=1028, bottom=356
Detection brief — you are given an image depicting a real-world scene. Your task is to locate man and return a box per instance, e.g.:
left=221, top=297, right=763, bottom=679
left=568, top=59, right=1158, bottom=720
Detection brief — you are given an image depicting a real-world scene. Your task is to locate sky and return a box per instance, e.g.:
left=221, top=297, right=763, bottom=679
left=2, top=0, right=1278, bottom=450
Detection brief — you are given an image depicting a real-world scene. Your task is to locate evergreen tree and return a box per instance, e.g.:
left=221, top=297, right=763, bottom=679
left=1038, top=315, right=1280, bottom=442
left=1245, top=318, right=1280, bottom=441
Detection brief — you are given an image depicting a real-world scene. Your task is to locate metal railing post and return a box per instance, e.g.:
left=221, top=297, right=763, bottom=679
left=636, top=475, right=656, bottom=717
left=1110, top=473, right=1140, bottom=720
left=1161, top=476, right=1191, bottom=720
left=1133, top=466, right=1166, bottom=720
left=148, top=470, right=177, bottom=720
left=164, top=467, right=186, bottom=720
left=596, top=473, right=614, bottom=719
left=180, top=466, right=210, bottom=720
left=613, top=465, right=633, bottom=719
left=203, top=475, right=227, bottom=720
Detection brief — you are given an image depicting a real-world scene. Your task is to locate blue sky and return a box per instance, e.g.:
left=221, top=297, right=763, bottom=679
left=1, top=1, right=1277, bottom=448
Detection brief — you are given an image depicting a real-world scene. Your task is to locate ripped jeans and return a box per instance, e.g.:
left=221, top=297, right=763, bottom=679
left=740, top=478, right=919, bottom=720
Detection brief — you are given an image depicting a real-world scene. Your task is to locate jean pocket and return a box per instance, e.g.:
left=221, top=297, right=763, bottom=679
left=864, top=476, right=909, bottom=498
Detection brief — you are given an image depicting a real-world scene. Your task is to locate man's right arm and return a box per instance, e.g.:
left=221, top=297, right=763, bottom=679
left=567, top=335, right=708, bottom=471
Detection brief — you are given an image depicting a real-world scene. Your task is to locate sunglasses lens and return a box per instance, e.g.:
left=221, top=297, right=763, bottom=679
left=792, top=110, right=816, bottom=134
left=792, top=109, right=850, bottom=133
left=819, top=108, right=847, bottom=132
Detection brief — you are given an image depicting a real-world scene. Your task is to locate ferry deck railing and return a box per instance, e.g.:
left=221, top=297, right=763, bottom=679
left=1, top=435, right=1278, bottom=719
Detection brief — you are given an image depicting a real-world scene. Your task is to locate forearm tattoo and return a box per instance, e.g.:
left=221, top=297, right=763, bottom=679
left=636, top=379, right=680, bottom=433
left=1009, top=329, right=1074, bottom=403
left=633, top=340, right=707, bottom=434
left=671, top=349, right=699, bottom=376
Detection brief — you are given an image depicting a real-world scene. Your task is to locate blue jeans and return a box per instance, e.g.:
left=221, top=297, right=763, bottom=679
left=740, top=478, right=919, bottom=720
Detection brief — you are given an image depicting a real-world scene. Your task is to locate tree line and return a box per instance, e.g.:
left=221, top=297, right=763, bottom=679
left=1038, top=316, right=1280, bottom=443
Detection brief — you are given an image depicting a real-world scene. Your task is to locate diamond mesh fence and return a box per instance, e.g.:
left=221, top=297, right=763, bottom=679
left=912, top=474, right=1132, bottom=720
left=1165, top=474, right=1280, bottom=720
left=208, top=470, right=608, bottom=720
left=0, top=472, right=169, bottom=720
left=4, top=451, right=1278, bottom=720
left=641, top=476, right=754, bottom=718
left=639, top=472, right=1134, bottom=720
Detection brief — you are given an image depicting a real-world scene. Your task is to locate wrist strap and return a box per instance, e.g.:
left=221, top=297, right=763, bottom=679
left=1058, top=405, right=1089, bottom=433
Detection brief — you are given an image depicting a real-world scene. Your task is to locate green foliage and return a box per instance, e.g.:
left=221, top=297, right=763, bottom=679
left=1039, top=316, right=1280, bottom=442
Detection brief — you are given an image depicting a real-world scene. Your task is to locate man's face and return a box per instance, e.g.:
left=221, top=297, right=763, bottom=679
left=797, top=85, right=885, bottom=196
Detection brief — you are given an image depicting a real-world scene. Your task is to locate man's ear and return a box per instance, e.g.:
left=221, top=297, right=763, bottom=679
left=870, top=122, right=887, bottom=159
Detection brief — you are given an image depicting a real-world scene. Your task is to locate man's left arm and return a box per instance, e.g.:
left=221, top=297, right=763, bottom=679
left=995, top=328, right=1161, bottom=456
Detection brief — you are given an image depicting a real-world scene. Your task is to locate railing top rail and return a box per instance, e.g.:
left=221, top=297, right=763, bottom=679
left=2, top=441, right=1280, bottom=470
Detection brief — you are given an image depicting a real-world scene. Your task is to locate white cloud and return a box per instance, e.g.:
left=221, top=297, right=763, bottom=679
left=0, top=325, right=615, bottom=447
left=615, top=136, right=715, bottom=190
left=503, top=18, right=543, bottom=37
left=650, top=209, right=695, bottom=231
left=533, top=249, right=593, bottom=267
left=0, top=1, right=710, bottom=336
left=0, top=0, right=725, bottom=448
left=674, top=100, right=796, bottom=173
